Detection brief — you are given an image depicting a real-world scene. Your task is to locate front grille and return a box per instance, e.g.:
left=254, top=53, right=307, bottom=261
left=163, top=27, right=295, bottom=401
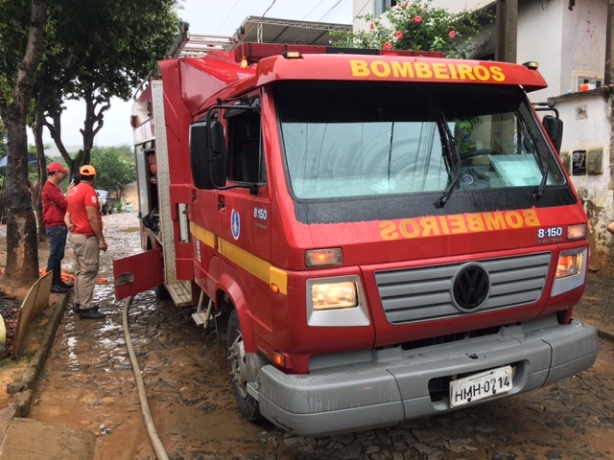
left=375, top=252, right=551, bottom=324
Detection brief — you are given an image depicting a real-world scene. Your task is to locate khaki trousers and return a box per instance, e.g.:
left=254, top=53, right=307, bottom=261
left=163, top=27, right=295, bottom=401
left=68, top=233, right=100, bottom=310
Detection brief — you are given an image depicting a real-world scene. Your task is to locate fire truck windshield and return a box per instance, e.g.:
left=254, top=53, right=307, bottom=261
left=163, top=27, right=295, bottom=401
left=275, top=82, right=565, bottom=202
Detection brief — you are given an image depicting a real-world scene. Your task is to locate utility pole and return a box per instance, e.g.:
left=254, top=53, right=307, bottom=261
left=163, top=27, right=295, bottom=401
left=605, top=0, right=614, bottom=85
left=495, top=0, right=518, bottom=63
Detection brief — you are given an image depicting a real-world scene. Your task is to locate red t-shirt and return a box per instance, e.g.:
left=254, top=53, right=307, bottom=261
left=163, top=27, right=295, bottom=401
left=41, top=180, right=67, bottom=227
left=66, top=183, right=103, bottom=236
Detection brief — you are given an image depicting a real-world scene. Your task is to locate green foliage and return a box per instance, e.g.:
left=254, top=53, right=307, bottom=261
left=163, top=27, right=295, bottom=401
left=0, top=0, right=30, bottom=107
left=23, top=0, right=181, bottom=171
left=90, top=145, right=135, bottom=198
left=334, top=0, right=492, bottom=58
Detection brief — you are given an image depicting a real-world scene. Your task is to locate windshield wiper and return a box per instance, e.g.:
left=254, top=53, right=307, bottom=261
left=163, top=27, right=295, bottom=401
left=434, top=111, right=462, bottom=209
left=533, top=162, right=549, bottom=200
left=434, top=171, right=463, bottom=208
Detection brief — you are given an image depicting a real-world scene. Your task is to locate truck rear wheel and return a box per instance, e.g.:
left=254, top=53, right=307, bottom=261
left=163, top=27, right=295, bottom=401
left=227, top=309, right=261, bottom=421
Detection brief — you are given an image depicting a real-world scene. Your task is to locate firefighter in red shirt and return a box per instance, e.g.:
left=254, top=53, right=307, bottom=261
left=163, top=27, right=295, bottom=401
left=65, top=165, right=107, bottom=320
left=42, top=162, right=74, bottom=293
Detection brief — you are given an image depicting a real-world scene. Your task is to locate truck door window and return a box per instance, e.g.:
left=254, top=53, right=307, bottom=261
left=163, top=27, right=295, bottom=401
left=275, top=82, right=565, bottom=201
left=228, top=113, right=266, bottom=184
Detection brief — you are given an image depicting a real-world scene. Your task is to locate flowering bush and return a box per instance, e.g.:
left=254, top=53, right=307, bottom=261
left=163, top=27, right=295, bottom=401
left=334, top=0, right=492, bottom=58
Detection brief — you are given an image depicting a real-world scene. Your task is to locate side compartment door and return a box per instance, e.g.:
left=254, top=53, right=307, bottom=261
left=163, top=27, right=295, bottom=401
left=113, top=249, right=163, bottom=301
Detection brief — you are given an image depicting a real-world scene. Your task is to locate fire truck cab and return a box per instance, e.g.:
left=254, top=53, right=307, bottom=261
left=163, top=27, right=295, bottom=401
left=114, top=38, right=598, bottom=436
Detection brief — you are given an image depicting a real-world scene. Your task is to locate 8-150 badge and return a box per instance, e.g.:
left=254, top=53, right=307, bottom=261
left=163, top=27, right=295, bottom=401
left=254, top=207, right=267, bottom=221
left=538, top=226, right=563, bottom=240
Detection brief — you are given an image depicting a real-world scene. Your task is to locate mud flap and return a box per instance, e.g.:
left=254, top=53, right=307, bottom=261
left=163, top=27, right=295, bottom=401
left=113, top=248, right=164, bottom=301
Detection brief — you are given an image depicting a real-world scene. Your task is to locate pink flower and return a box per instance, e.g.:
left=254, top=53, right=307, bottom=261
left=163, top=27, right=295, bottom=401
left=370, top=23, right=375, bottom=30
left=383, top=41, right=392, bottom=50
left=414, top=16, right=423, bottom=24
left=448, top=30, right=456, bottom=38
left=395, top=31, right=404, bottom=40
left=422, top=8, right=427, bottom=13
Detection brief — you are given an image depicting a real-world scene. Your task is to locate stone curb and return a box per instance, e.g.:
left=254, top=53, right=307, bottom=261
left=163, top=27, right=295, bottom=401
left=0, top=292, right=68, bottom=444
left=574, top=314, right=614, bottom=344
left=595, top=329, right=614, bottom=342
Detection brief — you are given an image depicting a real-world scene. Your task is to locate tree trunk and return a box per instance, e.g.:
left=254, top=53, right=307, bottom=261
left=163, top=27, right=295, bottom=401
left=2, top=112, right=39, bottom=285
left=33, top=98, right=48, bottom=242
left=44, top=111, right=77, bottom=177
left=0, top=0, right=48, bottom=288
left=80, top=88, right=110, bottom=168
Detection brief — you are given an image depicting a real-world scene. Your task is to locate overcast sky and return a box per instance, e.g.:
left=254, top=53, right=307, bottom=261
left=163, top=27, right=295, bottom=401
left=42, top=0, right=353, bottom=149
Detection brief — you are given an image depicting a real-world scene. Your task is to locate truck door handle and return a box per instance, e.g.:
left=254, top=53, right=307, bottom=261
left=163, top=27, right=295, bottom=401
left=218, top=196, right=225, bottom=209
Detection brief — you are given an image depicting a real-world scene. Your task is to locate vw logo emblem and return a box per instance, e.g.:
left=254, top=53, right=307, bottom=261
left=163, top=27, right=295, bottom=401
left=452, top=264, right=490, bottom=312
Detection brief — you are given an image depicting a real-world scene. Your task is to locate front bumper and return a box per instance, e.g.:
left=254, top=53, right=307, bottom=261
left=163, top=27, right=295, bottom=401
left=256, top=316, right=598, bottom=436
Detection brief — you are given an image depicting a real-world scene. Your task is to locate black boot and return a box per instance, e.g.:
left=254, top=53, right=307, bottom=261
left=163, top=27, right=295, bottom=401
left=73, top=305, right=99, bottom=314
left=50, top=283, right=67, bottom=294
left=79, top=308, right=106, bottom=320
left=50, top=266, right=68, bottom=294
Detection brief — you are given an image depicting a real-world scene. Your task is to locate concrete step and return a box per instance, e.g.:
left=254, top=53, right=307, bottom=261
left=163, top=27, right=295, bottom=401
left=0, top=417, right=98, bottom=459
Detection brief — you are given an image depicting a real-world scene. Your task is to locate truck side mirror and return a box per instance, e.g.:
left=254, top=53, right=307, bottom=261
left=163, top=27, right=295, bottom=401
left=190, top=120, right=227, bottom=189
left=542, top=115, right=563, bottom=154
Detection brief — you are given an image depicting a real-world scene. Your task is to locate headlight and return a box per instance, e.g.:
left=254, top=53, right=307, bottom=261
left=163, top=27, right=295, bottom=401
left=551, top=248, right=587, bottom=297
left=312, top=281, right=357, bottom=311
left=556, top=252, right=583, bottom=278
left=306, top=276, right=370, bottom=327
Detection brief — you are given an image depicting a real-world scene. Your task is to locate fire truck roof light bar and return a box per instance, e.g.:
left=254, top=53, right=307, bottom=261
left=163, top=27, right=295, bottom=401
left=283, top=51, right=302, bottom=59
left=233, top=42, right=443, bottom=64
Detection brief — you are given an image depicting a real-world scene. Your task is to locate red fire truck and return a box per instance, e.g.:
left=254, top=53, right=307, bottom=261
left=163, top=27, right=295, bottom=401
left=114, top=36, right=598, bottom=436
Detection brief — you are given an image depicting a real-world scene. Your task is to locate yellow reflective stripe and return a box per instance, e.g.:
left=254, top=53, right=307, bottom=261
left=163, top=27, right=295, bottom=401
left=218, top=237, right=288, bottom=295
left=190, top=222, right=215, bottom=248
left=190, top=222, right=288, bottom=295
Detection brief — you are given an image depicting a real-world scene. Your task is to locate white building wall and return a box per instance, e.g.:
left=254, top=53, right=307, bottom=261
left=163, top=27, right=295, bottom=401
left=353, top=0, right=372, bottom=31
left=516, top=0, right=564, bottom=100
left=430, top=0, right=493, bottom=14
left=552, top=90, right=614, bottom=272
left=561, top=0, right=607, bottom=94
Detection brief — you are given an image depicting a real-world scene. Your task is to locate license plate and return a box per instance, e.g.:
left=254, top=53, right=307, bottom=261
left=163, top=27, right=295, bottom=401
left=449, top=365, right=513, bottom=408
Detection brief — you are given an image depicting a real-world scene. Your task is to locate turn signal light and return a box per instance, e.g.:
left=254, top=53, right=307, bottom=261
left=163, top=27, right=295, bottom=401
left=305, top=248, right=342, bottom=267
left=567, top=224, right=586, bottom=240
left=273, top=351, right=286, bottom=368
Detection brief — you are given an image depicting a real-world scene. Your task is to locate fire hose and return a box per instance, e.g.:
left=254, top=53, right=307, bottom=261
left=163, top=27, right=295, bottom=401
left=122, top=296, right=169, bottom=460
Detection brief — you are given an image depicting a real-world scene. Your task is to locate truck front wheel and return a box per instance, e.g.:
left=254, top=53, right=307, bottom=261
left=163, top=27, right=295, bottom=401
left=227, top=309, right=261, bottom=421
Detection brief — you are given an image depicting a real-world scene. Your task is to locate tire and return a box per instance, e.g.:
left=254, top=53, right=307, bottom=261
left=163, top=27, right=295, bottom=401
left=227, top=309, right=261, bottom=421
left=155, top=284, right=170, bottom=300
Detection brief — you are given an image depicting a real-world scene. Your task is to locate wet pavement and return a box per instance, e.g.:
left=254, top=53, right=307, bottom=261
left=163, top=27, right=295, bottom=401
left=2, top=211, right=614, bottom=459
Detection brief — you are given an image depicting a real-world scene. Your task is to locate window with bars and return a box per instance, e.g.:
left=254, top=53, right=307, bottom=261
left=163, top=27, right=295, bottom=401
left=375, top=0, right=398, bottom=17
